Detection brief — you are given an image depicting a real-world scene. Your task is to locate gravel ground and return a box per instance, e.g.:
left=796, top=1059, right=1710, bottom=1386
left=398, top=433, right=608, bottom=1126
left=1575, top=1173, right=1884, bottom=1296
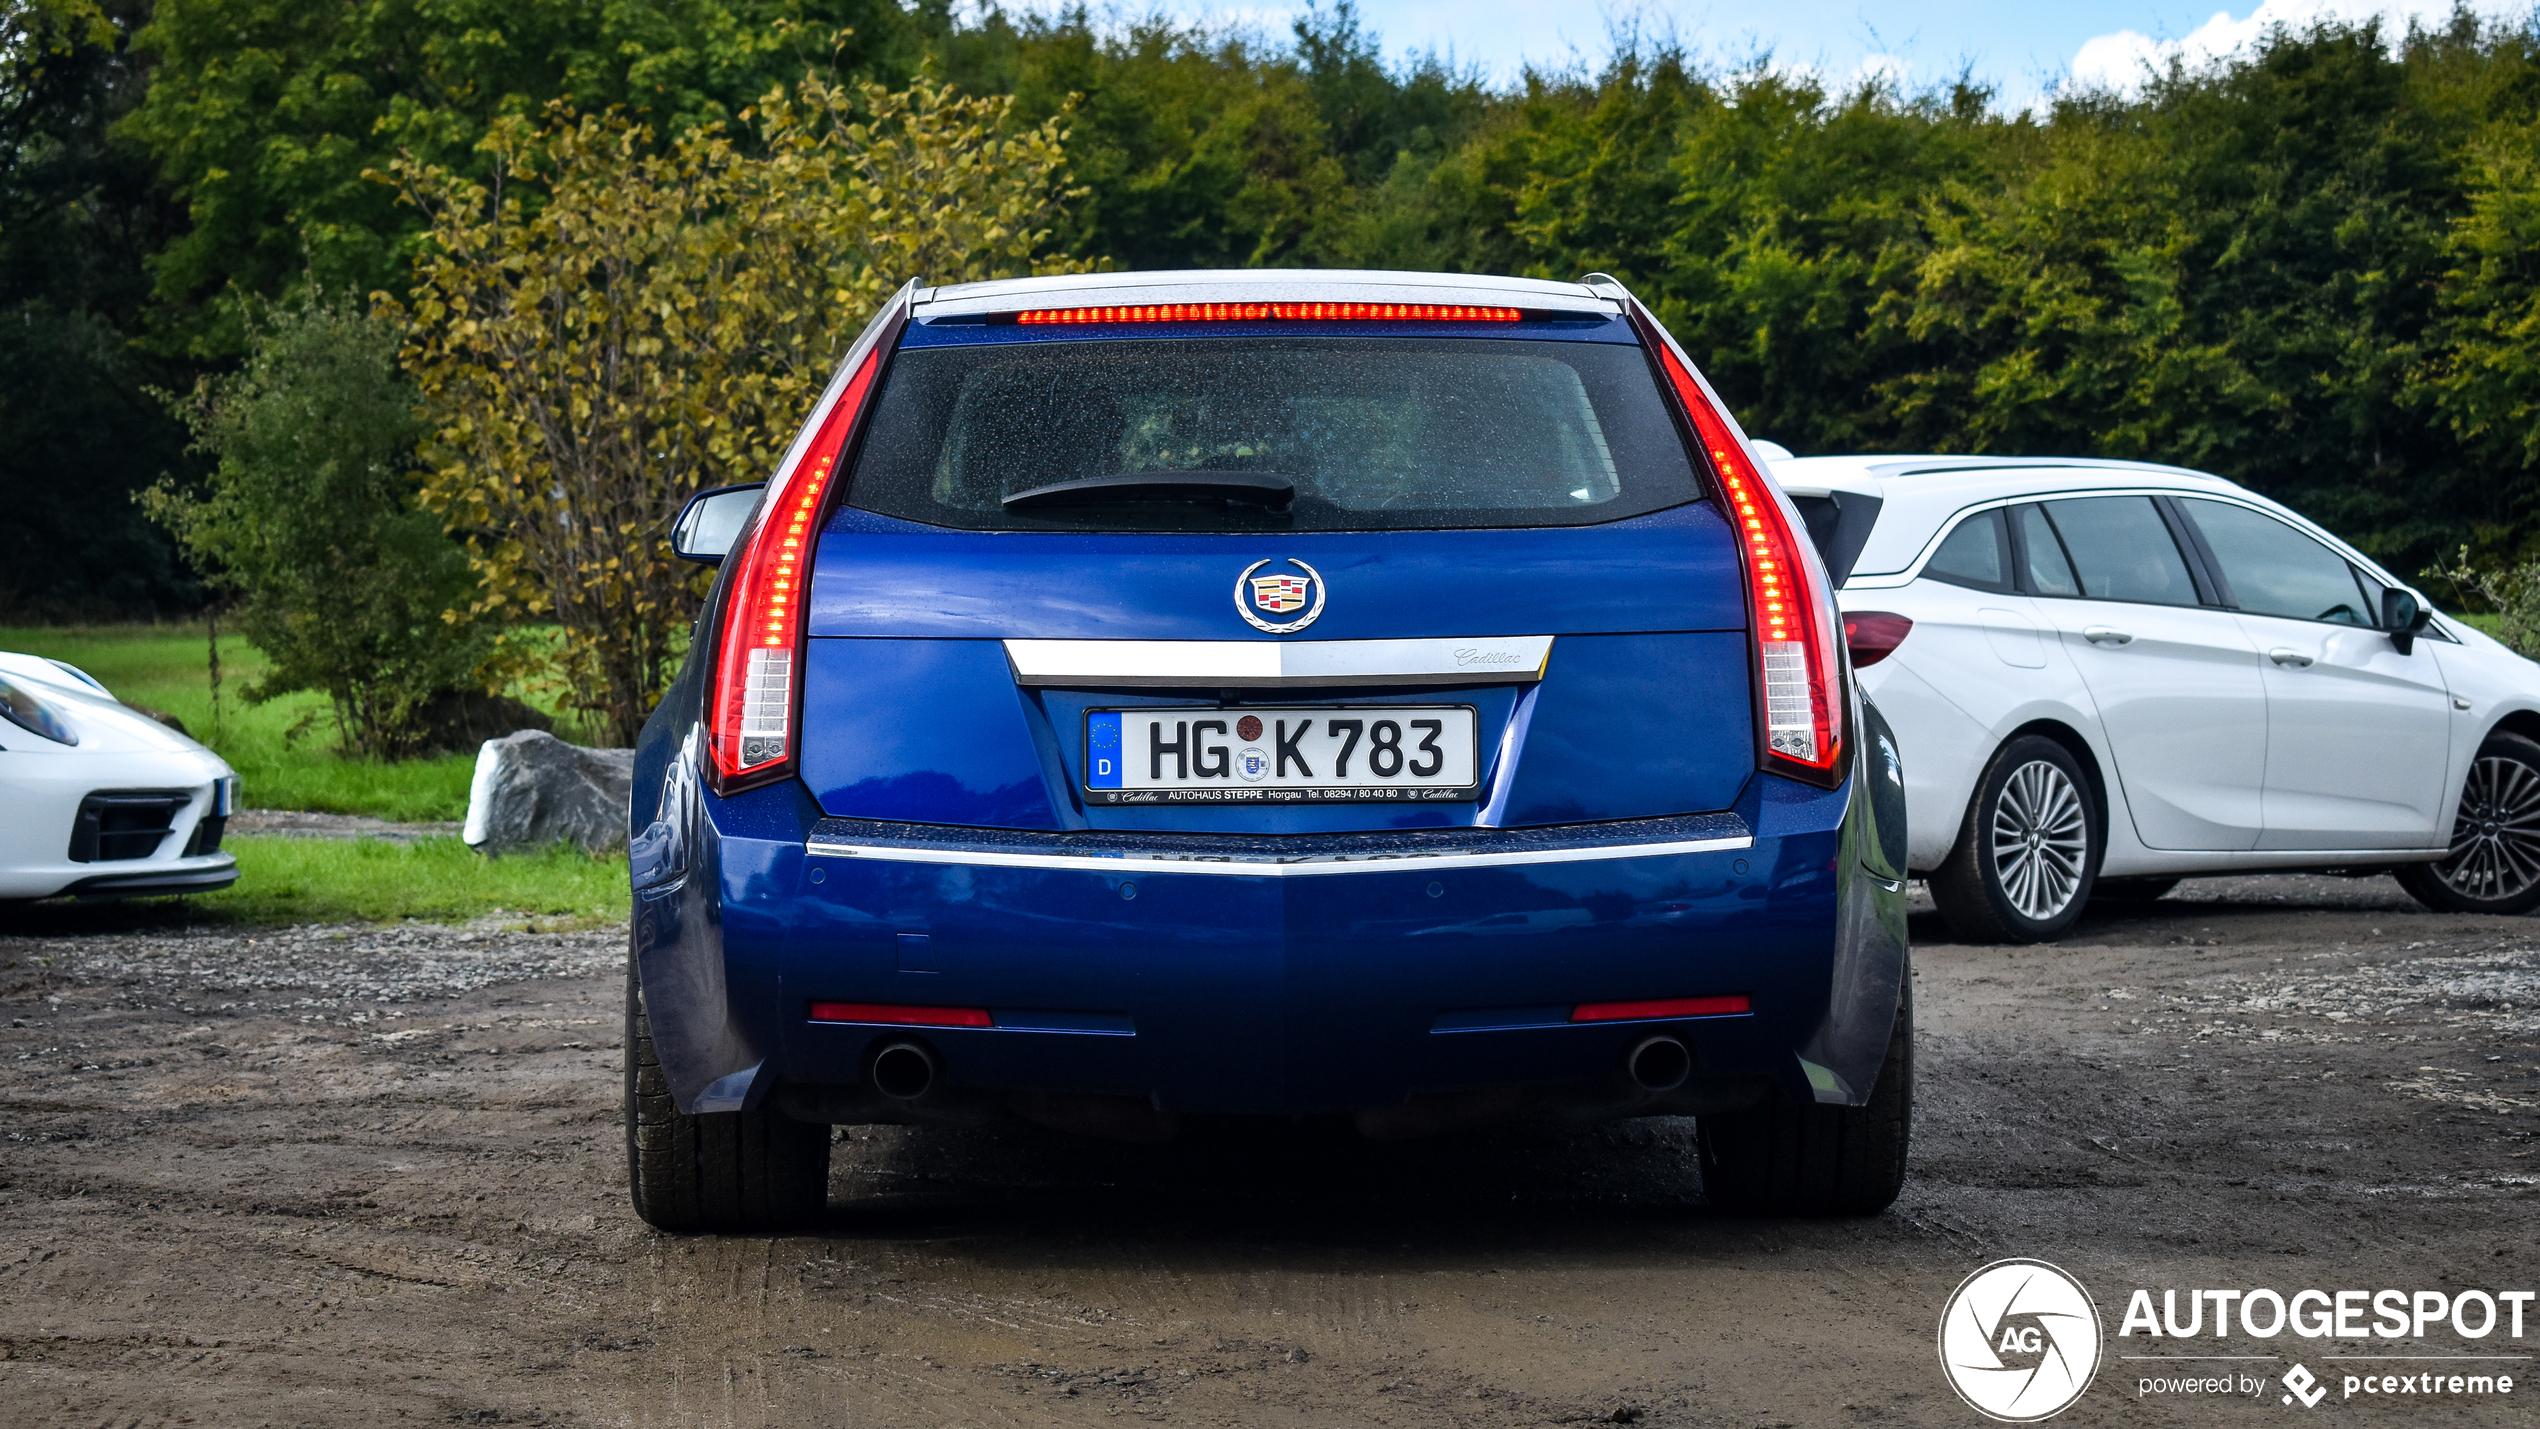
left=3, top=875, right=2537, bottom=1426
left=226, top=809, right=467, bottom=843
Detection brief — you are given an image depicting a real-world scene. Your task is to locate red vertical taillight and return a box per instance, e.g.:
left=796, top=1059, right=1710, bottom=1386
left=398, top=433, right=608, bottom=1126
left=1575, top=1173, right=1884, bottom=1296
left=705, top=294, right=906, bottom=791
left=1647, top=340, right=1846, bottom=785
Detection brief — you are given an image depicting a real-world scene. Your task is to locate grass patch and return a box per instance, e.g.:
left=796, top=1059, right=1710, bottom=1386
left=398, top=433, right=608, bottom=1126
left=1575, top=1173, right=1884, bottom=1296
left=14, top=835, right=628, bottom=932
left=211, top=836, right=628, bottom=924
left=0, top=622, right=597, bottom=821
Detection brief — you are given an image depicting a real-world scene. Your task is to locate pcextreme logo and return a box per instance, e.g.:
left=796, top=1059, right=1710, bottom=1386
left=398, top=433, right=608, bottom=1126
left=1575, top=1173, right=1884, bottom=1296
left=1939, top=1259, right=2104, bottom=1422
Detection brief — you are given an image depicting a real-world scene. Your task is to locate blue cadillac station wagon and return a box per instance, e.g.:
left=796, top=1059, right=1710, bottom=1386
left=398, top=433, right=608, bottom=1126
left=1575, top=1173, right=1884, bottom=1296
left=625, top=270, right=1912, bottom=1230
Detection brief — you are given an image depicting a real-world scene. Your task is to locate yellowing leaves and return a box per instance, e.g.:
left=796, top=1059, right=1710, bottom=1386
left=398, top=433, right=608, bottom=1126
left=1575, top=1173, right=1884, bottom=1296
left=388, top=73, right=1089, bottom=741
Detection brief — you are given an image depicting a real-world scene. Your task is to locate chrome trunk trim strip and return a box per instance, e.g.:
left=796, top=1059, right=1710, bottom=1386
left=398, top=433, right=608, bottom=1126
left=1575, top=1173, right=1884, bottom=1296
left=1003, top=636, right=1554, bottom=688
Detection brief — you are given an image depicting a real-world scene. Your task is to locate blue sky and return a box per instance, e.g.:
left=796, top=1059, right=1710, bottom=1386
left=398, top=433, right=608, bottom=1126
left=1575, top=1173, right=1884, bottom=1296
left=1054, top=0, right=2518, bottom=109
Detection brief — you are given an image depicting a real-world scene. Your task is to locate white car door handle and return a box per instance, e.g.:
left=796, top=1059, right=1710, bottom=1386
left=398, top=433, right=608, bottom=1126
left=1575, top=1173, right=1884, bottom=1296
left=2268, top=647, right=2315, bottom=667
left=2083, top=626, right=2133, bottom=646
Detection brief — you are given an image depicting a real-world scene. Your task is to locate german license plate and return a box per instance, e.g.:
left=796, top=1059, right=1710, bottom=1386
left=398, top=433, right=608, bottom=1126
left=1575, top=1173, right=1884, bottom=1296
left=1085, top=706, right=1480, bottom=804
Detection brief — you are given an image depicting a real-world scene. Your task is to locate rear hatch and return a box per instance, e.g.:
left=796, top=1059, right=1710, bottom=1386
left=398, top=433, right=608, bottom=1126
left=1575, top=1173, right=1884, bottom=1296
left=798, top=316, right=1757, bottom=835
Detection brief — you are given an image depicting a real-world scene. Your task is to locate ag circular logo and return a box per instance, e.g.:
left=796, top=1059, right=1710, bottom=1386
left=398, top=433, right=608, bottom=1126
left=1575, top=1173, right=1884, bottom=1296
left=1235, top=558, right=1325, bottom=634
left=1938, top=1259, right=2103, bottom=1422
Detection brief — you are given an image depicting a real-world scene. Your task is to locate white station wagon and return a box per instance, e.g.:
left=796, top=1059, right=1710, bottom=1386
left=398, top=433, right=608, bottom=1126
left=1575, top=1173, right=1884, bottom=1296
left=1771, top=455, right=2540, bottom=940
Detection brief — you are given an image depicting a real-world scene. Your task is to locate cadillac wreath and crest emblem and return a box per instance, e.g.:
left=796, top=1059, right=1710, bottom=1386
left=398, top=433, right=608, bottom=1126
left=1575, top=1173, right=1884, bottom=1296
left=1235, top=558, right=1326, bottom=634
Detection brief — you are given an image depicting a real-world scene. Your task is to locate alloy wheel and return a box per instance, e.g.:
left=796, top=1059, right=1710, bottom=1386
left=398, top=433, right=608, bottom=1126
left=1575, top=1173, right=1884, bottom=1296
left=2434, top=754, right=2540, bottom=902
left=1988, top=760, right=2089, bottom=922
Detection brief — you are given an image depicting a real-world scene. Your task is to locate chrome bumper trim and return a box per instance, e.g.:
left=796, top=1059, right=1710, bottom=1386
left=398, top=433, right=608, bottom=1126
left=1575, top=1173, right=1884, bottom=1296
left=803, top=833, right=1751, bottom=877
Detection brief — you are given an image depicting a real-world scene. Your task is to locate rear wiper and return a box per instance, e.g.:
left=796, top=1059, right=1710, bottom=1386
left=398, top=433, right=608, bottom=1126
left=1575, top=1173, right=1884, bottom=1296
left=1001, top=471, right=1295, bottom=511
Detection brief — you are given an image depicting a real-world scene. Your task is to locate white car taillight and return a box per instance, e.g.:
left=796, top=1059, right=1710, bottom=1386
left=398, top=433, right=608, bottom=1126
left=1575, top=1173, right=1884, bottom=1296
left=1647, top=339, right=1847, bottom=786
left=705, top=291, right=909, bottom=792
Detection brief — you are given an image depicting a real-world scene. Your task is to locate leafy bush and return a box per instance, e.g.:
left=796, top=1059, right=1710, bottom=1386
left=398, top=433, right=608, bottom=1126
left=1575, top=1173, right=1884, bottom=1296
left=391, top=74, right=1090, bottom=744
left=2427, top=548, right=2540, bottom=659
left=145, top=292, right=492, bottom=757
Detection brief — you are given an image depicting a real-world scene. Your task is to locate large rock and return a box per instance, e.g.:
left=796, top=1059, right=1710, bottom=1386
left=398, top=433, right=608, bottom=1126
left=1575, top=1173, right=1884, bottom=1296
left=462, top=730, right=635, bottom=855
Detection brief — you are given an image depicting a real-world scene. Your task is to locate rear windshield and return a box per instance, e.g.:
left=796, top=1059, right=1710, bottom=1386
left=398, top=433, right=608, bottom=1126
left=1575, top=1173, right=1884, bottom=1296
left=843, top=337, right=1704, bottom=532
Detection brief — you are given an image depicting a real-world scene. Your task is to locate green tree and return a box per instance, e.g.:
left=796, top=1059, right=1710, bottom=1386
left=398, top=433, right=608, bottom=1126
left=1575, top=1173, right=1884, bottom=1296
left=1879, top=19, right=2511, bottom=571
left=117, top=0, right=926, bottom=356
left=0, top=0, right=202, bottom=619
left=144, top=291, right=490, bottom=756
left=2417, top=103, right=2540, bottom=557
left=42, top=0, right=2540, bottom=615
left=932, top=4, right=1501, bottom=272
left=1012, top=16, right=1336, bottom=269
left=393, top=74, right=1090, bottom=744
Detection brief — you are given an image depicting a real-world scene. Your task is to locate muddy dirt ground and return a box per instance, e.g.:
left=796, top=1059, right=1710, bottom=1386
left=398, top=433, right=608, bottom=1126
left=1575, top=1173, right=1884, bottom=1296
left=3, top=876, right=2537, bottom=1427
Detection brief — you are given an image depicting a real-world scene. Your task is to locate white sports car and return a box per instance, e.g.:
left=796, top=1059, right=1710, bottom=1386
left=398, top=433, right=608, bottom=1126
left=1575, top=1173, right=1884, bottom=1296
left=1770, top=455, right=2540, bottom=941
left=0, top=651, right=239, bottom=902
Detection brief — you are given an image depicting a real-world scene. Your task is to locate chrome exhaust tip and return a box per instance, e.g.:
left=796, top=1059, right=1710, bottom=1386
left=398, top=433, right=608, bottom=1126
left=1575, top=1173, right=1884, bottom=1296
left=1625, top=1034, right=1692, bottom=1093
left=870, top=1038, right=940, bottom=1101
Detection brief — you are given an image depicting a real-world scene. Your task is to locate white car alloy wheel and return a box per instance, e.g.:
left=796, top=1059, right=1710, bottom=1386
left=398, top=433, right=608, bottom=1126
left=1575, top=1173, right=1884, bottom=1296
left=1930, top=734, right=2103, bottom=943
left=2399, top=730, right=2540, bottom=915
left=2441, top=754, right=2540, bottom=899
left=1990, top=759, right=2090, bottom=922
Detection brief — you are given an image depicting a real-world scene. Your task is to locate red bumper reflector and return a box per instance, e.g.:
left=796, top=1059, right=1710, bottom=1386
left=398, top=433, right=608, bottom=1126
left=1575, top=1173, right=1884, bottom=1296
left=806, top=1002, right=993, bottom=1028
left=1572, top=995, right=1751, bottom=1022
left=1014, top=302, right=1521, bottom=325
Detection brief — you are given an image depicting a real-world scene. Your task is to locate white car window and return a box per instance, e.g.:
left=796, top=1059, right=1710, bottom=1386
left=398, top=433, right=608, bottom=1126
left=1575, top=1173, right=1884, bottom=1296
left=2180, top=498, right=2372, bottom=626
left=2041, top=497, right=2200, bottom=606
left=1924, top=509, right=2011, bottom=591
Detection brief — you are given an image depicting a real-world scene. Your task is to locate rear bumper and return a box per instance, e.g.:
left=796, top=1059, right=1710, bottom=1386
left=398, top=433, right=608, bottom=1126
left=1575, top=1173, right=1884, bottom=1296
left=791, top=811, right=1790, bottom=1114
left=634, top=768, right=1904, bottom=1127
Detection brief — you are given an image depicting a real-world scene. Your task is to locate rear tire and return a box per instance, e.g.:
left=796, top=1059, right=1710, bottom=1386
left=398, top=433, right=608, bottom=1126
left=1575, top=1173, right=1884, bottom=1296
left=1697, top=974, right=1911, bottom=1216
left=625, top=958, right=830, bottom=1233
left=1929, top=735, right=2101, bottom=943
left=2397, top=730, right=2540, bottom=916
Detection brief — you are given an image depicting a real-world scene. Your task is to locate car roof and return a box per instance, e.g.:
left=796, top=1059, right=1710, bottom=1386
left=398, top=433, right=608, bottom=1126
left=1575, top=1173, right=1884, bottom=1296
left=915, top=269, right=1623, bottom=319
left=1768, top=454, right=2255, bottom=580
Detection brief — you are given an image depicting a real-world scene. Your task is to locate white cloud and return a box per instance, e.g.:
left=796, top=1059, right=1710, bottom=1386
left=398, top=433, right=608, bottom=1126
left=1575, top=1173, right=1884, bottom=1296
left=1851, top=52, right=1913, bottom=91
left=2069, top=0, right=2510, bottom=93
